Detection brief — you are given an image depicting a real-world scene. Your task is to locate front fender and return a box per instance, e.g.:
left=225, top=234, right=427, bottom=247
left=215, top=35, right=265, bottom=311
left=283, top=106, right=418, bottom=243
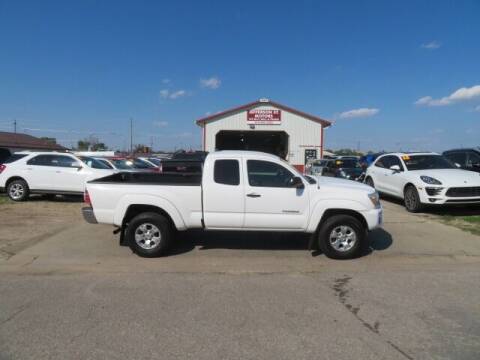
left=306, top=199, right=369, bottom=233
left=113, top=194, right=187, bottom=230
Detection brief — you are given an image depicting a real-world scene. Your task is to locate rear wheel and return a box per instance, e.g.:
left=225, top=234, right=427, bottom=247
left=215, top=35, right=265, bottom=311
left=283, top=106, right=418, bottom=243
left=404, top=185, right=423, bottom=213
left=318, top=215, right=366, bottom=259
left=7, top=179, right=29, bottom=201
left=126, top=212, right=172, bottom=257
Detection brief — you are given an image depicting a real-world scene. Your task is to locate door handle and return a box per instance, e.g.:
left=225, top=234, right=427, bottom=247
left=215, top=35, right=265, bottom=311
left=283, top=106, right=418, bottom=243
left=246, top=193, right=261, bottom=198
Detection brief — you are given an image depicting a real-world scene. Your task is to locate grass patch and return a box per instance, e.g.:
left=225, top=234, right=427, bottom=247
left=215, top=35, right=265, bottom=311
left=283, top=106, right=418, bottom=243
left=0, top=195, right=12, bottom=205
left=439, top=215, right=480, bottom=236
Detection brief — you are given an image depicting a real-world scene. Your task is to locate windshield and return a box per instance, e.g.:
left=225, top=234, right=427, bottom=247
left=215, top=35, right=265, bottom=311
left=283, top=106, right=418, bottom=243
left=111, top=159, right=135, bottom=169
left=403, top=155, right=456, bottom=170
left=312, top=160, right=327, bottom=167
left=148, top=158, right=162, bottom=166
left=333, top=159, right=360, bottom=168
left=79, top=156, right=112, bottom=170
left=132, top=158, right=155, bottom=169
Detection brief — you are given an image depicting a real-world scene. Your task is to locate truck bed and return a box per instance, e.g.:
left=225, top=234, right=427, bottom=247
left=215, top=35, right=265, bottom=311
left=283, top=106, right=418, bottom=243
left=87, top=171, right=203, bottom=228
left=90, top=171, right=202, bottom=186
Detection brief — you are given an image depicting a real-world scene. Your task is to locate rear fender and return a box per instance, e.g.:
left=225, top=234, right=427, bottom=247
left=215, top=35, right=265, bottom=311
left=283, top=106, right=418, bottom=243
left=113, top=194, right=187, bottom=230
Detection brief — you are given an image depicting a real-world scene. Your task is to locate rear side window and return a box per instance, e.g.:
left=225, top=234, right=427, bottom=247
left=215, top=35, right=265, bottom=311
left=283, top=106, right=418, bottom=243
left=27, top=155, right=55, bottom=166
left=3, top=154, right=27, bottom=164
left=27, top=154, right=80, bottom=167
left=374, top=157, right=386, bottom=168
left=214, top=160, right=240, bottom=185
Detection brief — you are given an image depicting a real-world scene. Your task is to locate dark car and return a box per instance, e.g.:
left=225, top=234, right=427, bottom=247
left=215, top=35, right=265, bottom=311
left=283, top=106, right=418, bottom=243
left=443, top=148, right=480, bottom=173
left=322, top=159, right=364, bottom=181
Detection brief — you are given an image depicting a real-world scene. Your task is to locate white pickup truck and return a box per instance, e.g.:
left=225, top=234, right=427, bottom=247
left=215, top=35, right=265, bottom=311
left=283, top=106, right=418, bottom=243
left=83, top=151, right=382, bottom=259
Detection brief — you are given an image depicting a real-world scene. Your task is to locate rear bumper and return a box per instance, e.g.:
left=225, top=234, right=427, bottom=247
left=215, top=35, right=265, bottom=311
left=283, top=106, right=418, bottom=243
left=82, top=207, right=98, bottom=224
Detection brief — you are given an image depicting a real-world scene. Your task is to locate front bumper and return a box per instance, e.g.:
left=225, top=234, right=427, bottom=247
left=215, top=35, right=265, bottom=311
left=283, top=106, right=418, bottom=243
left=82, top=207, right=98, bottom=224
left=361, top=207, right=383, bottom=230
left=417, top=186, right=480, bottom=205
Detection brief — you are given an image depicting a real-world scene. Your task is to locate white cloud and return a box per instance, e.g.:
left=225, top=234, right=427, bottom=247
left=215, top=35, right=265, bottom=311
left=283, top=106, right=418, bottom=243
left=421, top=40, right=441, bottom=50
left=153, top=121, right=168, bottom=128
left=200, top=77, right=221, bottom=89
left=159, top=89, right=187, bottom=100
left=415, top=85, right=480, bottom=106
left=338, top=108, right=380, bottom=119
left=162, top=79, right=171, bottom=84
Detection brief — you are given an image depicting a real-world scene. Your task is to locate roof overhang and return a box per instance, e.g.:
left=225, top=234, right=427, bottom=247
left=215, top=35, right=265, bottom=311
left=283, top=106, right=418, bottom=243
left=196, top=99, right=332, bottom=128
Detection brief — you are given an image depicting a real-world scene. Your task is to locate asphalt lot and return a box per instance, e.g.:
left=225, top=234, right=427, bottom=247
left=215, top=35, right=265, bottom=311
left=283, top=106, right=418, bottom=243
left=1, top=197, right=480, bottom=359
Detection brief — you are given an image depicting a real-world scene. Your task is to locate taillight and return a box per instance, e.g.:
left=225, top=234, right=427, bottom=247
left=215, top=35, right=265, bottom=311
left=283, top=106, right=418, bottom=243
left=84, top=190, right=91, bottom=205
left=0, top=164, right=6, bottom=174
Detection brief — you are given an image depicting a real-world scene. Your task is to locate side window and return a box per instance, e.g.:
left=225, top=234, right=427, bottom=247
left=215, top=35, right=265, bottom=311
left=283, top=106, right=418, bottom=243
left=445, top=152, right=466, bottom=165
left=374, top=157, right=386, bottom=168
left=214, top=160, right=240, bottom=186
left=390, top=156, right=404, bottom=171
left=27, top=155, right=54, bottom=166
left=247, top=160, right=295, bottom=188
left=51, top=155, right=81, bottom=168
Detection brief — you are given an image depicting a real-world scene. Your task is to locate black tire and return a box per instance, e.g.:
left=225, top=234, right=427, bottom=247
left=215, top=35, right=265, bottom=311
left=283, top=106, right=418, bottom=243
left=126, top=212, right=172, bottom=257
left=7, top=179, right=30, bottom=201
left=404, top=185, right=423, bottom=213
left=318, top=215, right=366, bottom=259
left=365, top=177, right=375, bottom=188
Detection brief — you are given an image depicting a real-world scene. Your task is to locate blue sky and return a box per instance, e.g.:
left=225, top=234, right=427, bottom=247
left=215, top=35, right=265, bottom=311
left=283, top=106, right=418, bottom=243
left=0, top=0, right=479, bottom=151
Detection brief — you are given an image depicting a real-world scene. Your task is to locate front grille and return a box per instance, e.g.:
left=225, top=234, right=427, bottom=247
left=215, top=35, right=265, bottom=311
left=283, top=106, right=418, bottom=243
left=446, top=187, right=480, bottom=197
left=426, top=187, right=443, bottom=196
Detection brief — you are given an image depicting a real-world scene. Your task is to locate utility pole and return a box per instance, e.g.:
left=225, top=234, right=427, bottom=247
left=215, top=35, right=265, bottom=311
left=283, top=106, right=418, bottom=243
left=150, top=136, right=154, bottom=152
left=129, top=117, right=133, bottom=155
left=13, top=119, right=17, bottom=133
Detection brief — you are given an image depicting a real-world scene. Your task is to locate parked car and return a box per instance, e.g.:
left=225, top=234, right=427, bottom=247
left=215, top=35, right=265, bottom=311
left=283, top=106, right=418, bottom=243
left=82, top=151, right=382, bottom=259
left=93, top=157, right=115, bottom=170
left=105, top=157, right=158, bottom=172
left=0, top=152, right=114, bottom=201
left=443, top=148, right=480, bottom=173
left=159, top=151, right=207, bottom=174
left=305, top=159, right=329, bottom=176
left=364, top=152, right=480, bottom=212
left=322, top=159, right=364, bottom=181
left=138, top=157, right=162, bottom=168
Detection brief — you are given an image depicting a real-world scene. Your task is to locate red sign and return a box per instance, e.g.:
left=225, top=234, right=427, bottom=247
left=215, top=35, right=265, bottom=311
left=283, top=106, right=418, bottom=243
left=247, top=109, right=281, bottom=124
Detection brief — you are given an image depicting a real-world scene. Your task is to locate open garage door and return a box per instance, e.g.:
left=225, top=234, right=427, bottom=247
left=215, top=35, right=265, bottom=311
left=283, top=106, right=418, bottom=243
left=215, top=131, right=288, bottom=159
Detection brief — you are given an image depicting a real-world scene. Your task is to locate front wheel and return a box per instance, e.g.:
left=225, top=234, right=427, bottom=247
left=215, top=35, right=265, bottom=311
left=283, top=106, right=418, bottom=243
left=404, top=185, right=423, bottom=213
left=125, top=212, right=172, bottom=257
left=318, top=215, right=366, bottom=259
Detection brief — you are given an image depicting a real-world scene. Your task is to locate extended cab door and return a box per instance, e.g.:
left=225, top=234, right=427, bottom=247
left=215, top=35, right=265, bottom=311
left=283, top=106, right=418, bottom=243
left=243, top=159, right=309, bottom=230
left=202, top=158, right=245, bottom=229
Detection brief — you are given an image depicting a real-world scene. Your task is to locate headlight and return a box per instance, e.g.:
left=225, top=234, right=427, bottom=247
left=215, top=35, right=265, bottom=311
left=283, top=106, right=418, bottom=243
left=368, top=191, right=381, bottom=208
left=420, top=176, right=442, bottom=185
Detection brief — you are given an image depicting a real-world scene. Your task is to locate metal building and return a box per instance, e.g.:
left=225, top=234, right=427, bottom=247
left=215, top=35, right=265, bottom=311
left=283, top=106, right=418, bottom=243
left=196, top=99, right=332, bottom=172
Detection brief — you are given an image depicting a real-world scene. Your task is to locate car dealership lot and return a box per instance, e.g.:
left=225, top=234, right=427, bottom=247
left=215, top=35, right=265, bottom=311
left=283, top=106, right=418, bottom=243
left=1, top=197, right=480, bottom=359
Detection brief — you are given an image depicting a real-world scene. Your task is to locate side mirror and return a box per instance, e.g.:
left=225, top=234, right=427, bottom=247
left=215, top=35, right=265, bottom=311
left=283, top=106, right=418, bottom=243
left=71, top=163, right=83, bottom=171
left=290, top=176, right=305, bottom=189
left=390, top=165, right=401, bottom=173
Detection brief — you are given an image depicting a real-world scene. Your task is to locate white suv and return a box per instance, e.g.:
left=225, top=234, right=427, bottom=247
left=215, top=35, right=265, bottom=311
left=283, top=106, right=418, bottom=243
left=365, top=152, right=480, bottom=212
left=0, top=152, right=115, bottom=201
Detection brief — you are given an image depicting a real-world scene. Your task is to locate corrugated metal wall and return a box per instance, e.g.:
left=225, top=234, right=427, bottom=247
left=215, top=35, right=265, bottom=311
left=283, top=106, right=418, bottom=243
left=201, top=105, right=324, bottom=167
